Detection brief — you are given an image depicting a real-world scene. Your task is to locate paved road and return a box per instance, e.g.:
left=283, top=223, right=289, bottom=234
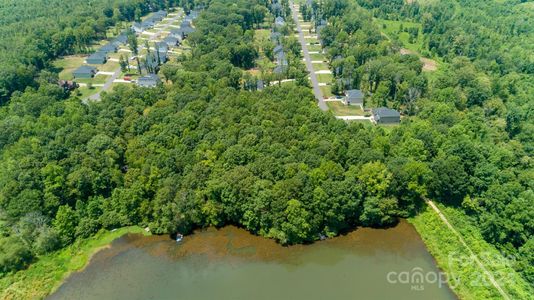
left=290, top=2, right=328, bottom=111
left=87, top=68, right=121, bottom=102
left=86, top=11, right=183, bottom=102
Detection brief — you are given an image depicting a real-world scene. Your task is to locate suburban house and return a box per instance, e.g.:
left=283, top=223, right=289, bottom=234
left=155, top=10, right=167, bottom=18
left=271, top=31, right=282, bottom=44
left=275, top=16, right=285, bottom=28
left=145, top=51, right=168, bottom=70
left=316, top=19, right=327, bottom=44
left=273, top=44, right=284, bottom=55
left=146, top=10, right=166, bottom=24
left=274, top=65, right=289, bottom=75
left=98, top=43, right=118, bottom=54
left=155, top=42, right=169, bottom=53
left=72, top=65, right=97, bottom=79
left=181, top=19, right=192, bottom=28
left=276, top=51, right=288, bottom=66
left=343, top=89, right=364, bottom=106
left=169, top=28, right=184, bottom=39
left=136, top=73, right=161, bottom=88
left=271, top=2, right=283, bottom=15
left=163, top=36, right=180, bottom=47
left=132, top=22, right=151, bottom=33
left=112, top=33, right=128, bottom=46
left=179, top=24, right=195, bottom=38
left=86, top=52, right=107, bottom=64
left=372, top=107, right=401, bottom=124
left=274, top=51, right=288, bottom=74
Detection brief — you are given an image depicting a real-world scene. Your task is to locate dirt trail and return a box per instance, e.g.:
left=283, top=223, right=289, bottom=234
left=425, top=199, right=510, bottom=300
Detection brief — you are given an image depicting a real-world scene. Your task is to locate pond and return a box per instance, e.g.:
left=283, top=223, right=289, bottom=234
left=49, top=220, right=457, bottom=300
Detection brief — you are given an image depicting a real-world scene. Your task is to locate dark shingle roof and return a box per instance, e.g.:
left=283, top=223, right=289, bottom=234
left=137, top=73, right=161, bottom=87
left=346, top=89, right=363, bottom=99
left=73, top=65, right=97, bottom=74
left=373, top=107, right=400, bottom=118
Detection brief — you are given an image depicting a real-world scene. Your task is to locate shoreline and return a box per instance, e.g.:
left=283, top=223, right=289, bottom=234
left=0, top=226, right=150, bottom=300
left=409, top=204, right=533, bottom=300
left=4, top=205, right=530, bottom=300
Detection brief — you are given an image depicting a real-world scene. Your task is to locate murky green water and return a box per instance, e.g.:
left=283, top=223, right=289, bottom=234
left=49, top=221, right=457, bottom=300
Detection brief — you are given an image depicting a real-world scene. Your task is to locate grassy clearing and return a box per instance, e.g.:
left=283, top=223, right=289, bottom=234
left=410, top=205, right=533, bottom=300
left=375, top=19, right=424, bottom=53
left=74, top=86, right=99, bottom=99
left=96, top=61, right=119, bottom=72
left=54, top=56, right=86, bottom=80
left=0, top=226, right=149, bottom=300
left=327, top=101, right=365, bottom=116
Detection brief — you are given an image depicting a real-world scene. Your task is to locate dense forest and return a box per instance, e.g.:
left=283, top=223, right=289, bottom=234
left=353, top=0, right=534, bottom=285
left=0, top=0, right=532, bottom=291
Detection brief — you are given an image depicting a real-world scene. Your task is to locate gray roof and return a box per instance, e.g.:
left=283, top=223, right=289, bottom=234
left=271, top=31, right=282, bottom=40
left=113, top=33, right=128, bottom=45
left=181, top=25, right=195, bottom=35
left=181, top=19, right=192, bottom=27
left=137, top=73, right=161, bottom=87
left=155, top=42, right=168, bottom=50
left=99, top=43, right=117, bottom=52
left=373, top=107, right=400, bottom=118
left=163, top=36, right=179, bottom=45
left=345, top=89, right=364, bottom=99
left=145, top=51, right=168, bottom=68
left=73, top=65, right=97, bottom=74
left=87, top=52, right=107, bottom=62
left=274, top=65, right=288, bottom=74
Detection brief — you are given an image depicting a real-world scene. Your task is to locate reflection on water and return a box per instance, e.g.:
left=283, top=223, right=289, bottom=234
left=49, top=220, right=457, bottom=300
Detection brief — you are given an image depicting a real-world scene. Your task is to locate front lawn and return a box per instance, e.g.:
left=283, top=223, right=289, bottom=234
left=54, top=56, right=86, bottom=80
left=327, top=101, right=365, bottom=116
left=316, top=73, right=333, bottom=83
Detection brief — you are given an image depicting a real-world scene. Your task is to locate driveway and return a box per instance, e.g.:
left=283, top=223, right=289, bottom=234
left=290, top=2, right=328, bottom=111
left=87, top=68, right=120, bottom=102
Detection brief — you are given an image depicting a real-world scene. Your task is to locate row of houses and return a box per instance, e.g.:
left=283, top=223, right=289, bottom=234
left=272, top=16, right=288, bottom=75
left=132, top=10, right=168, bottom=33
left=72, top=9, right=200, bottom=88
left=137, top=9, right=200, bottom=88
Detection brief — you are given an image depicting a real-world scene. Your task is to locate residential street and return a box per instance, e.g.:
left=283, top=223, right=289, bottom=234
left=290, top=2, right=328, bottom=111
left=87, top=68, right=120, bottom=102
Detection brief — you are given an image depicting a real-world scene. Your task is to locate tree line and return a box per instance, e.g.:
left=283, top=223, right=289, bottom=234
left=0, top=0, right=532, bottom=288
